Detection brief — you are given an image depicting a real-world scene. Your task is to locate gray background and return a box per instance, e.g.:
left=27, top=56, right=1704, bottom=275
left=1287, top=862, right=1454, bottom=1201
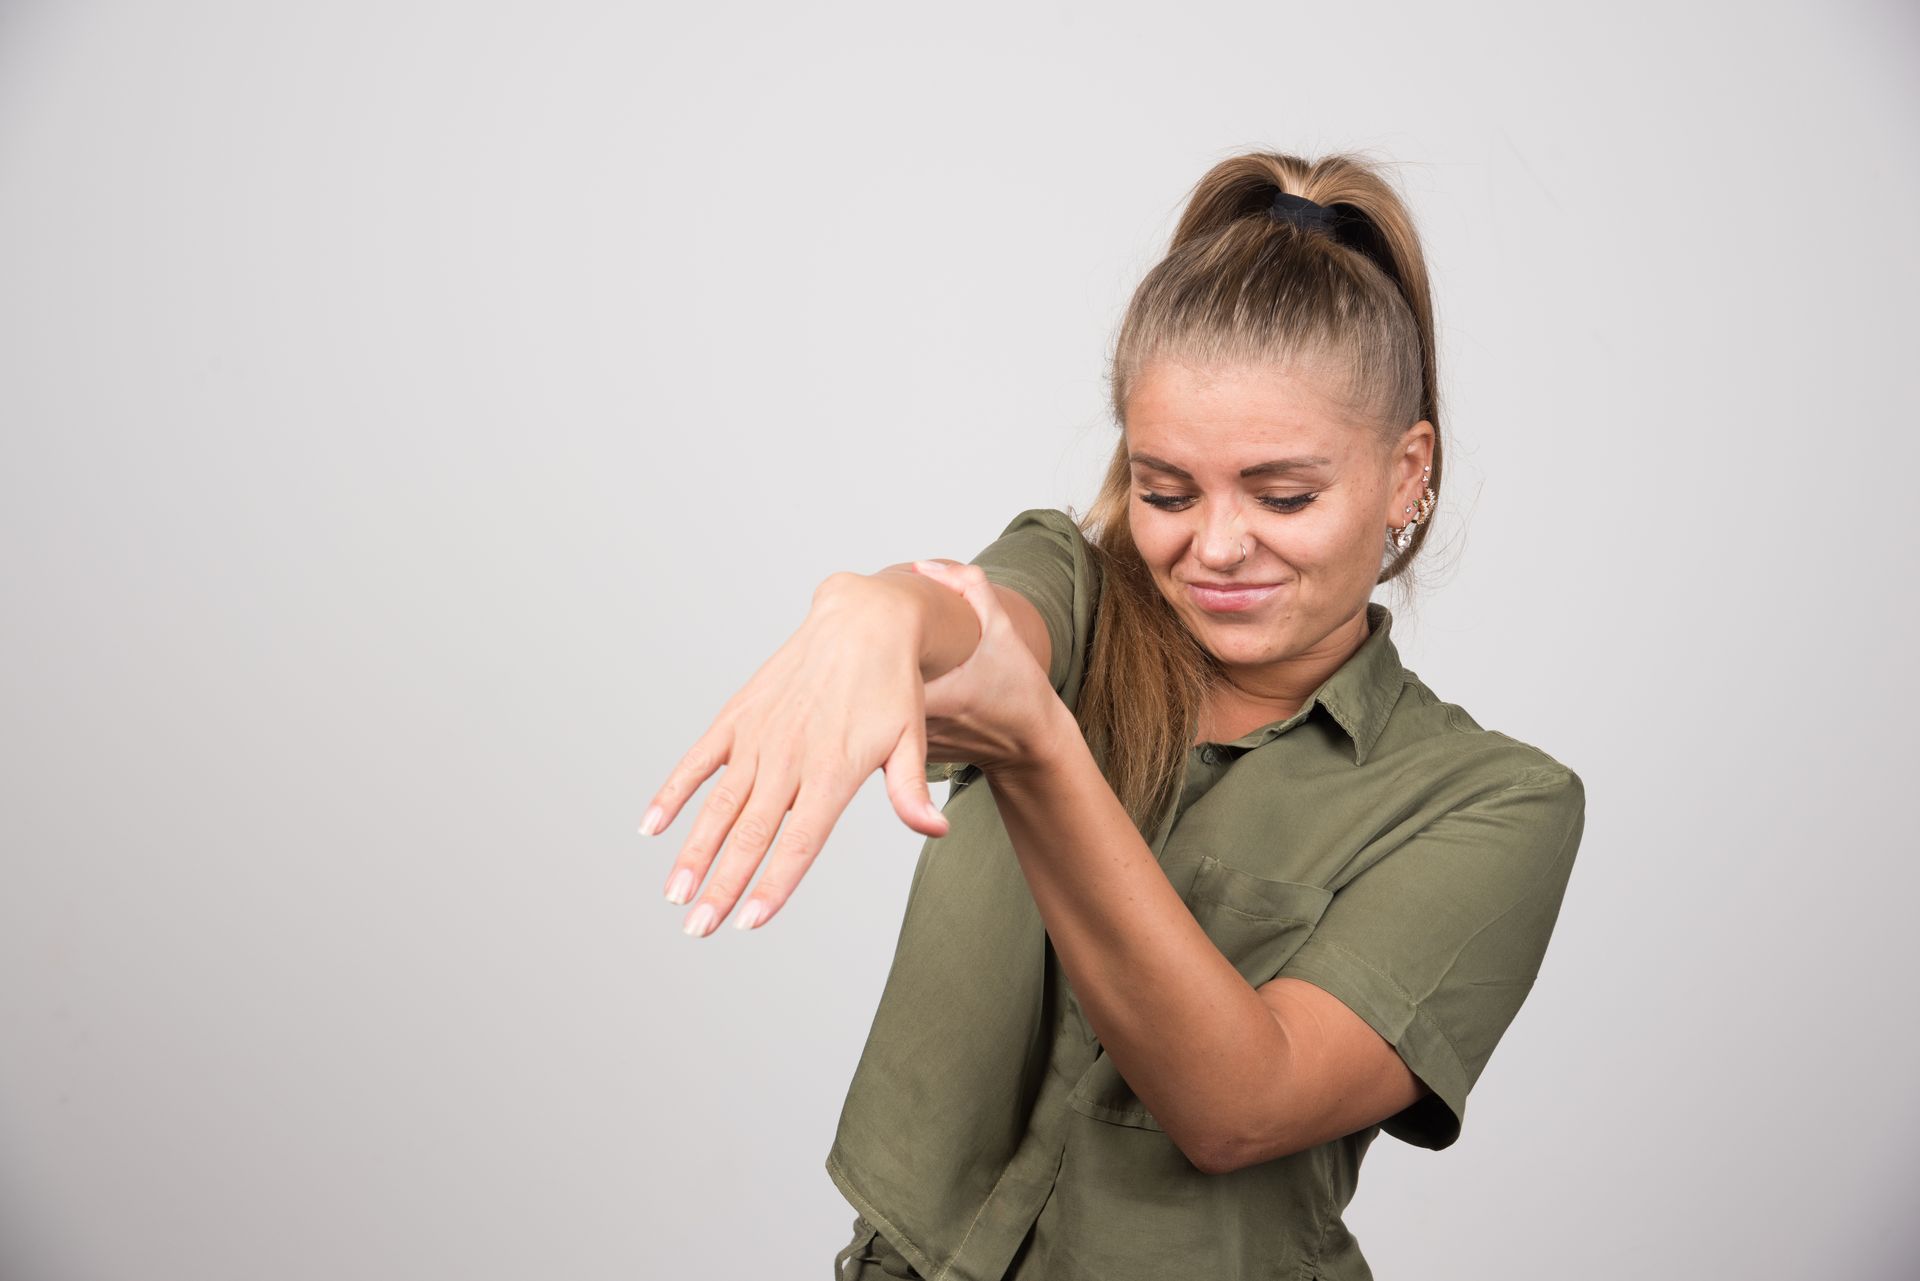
left=2, top=1, right=1914, bottom=1277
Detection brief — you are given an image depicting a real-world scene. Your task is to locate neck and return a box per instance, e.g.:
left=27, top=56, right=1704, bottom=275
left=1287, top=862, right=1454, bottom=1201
left=1199, top=607, right=1372, bottom=742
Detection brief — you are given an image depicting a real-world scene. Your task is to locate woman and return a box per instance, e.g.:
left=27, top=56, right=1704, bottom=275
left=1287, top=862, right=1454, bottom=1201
left=642, top=150, right=1587, bottom=1281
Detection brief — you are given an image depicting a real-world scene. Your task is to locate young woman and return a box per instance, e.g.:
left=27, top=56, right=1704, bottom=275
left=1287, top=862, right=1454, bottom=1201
left=642, top=150, right=1587, bottom=1281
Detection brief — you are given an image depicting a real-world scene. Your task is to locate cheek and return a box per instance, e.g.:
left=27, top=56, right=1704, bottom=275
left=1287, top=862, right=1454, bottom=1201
left=1127, top=515, right=1182, bottom=573
left=1275, top=510, right=1382, bottom=577
left=1271, top=520, right=1350, bottom=567
left=1128, top=505, right=1376, bottom=578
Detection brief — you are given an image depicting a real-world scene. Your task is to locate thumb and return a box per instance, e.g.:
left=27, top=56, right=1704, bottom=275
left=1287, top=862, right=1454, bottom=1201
left=883, top=718, right=951, bottom=839
left=913, top=560, right=997, bottom=621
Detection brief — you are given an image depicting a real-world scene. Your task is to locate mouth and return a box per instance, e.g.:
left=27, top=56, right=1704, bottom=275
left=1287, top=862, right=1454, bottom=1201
left=1185, top=581, right=1285, bottom=613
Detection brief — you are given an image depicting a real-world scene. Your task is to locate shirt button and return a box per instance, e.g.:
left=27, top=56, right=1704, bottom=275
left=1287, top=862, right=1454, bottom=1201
left=1201, top=746, right=1224, bottom=765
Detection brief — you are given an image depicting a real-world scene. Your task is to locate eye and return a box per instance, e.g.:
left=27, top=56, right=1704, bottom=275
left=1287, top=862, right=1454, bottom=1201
left=1138, top=492, right=1320, bottom=513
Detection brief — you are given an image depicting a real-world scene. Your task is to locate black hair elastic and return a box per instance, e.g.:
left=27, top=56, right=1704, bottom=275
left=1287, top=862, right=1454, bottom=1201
left=1266, top=189, right=1341, bottom=236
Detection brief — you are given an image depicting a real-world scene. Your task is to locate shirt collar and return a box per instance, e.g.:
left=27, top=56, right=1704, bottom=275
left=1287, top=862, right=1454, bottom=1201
left=1225, top=601, right=1407, bottom=766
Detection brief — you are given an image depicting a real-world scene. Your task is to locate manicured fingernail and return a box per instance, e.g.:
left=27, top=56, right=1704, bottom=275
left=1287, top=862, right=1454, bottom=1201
left=683, top=903, right=717, bottom=937
left=733, top=900, right=766, bottom=931
left=639, top=805, right=665, bottom=836
left=664, top=868, right=694, bottom=905
left=913, top=560, right=942, bottom=573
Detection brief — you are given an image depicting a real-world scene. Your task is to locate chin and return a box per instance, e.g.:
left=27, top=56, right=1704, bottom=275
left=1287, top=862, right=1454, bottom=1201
left=1195, top=629, right=1275, bottom=665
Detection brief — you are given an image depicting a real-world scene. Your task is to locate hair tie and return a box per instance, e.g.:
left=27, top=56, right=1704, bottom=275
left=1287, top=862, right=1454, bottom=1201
left=1266, top=189, right=1341, bottom=236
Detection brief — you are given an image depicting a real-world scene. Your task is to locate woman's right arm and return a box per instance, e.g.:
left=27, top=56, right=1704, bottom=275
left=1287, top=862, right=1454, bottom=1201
left=640, top=560, right=1051, bottom=937
left=856, top=561, right=1054, bottom=688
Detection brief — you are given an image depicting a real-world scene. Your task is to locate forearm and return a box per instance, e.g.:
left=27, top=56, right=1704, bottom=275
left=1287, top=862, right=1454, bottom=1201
left=983, top=703, right=1292, bottom=1172
left=815, top=565, right=981, bottom=683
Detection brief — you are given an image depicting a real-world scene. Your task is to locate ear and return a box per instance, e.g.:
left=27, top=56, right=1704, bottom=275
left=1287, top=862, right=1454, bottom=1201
left=1392, top=420, right=1435, bottom=512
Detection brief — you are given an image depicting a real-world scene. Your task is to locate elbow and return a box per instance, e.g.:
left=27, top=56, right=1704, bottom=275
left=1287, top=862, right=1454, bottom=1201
left=1182, top=1120, right=1309, bottom=1176
left=1186, top=1135, right=1252, bottom=1177
left=1185, top=1142, right=1238, bottom=1177
left=1175, top=1122, right=1250, bottom=1176
left=1158, top=1111, right=1231, bottom=1176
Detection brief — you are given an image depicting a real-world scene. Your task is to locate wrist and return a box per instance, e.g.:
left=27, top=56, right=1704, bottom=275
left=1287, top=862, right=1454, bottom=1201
left=809, top=567, right=918, bottom=636
left=982, top=695, right=1081, bottom=792
left=824, top=567, right=980, bottom=681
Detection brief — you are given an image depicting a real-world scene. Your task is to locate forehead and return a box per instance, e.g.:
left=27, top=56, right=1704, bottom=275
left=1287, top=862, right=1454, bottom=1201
left=1125, top=360, right=1369, bottom=466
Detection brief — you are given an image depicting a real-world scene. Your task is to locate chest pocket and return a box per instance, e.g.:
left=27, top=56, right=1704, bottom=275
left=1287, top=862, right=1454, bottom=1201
left=1065, top=856, right=1334, bottom=1132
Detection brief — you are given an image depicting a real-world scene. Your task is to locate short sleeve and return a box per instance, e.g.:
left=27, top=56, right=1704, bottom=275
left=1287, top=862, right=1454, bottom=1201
left=967, top=507, right=1103, bottom=710
left=1275, top=766, right=1587, bottom=1151
left=924, top=508, right=1102, bottom=786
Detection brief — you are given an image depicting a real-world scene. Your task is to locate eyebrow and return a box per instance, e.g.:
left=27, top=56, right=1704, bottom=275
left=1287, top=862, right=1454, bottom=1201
left=1128, top=452, right=1335, bottom=481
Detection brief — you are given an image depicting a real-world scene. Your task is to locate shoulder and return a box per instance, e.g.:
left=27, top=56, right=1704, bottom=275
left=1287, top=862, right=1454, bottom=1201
left=975, top=508, right=1101, bottom=583
left=1380, top=669, right=1585, bottom=811
left=996, top=506, right=1085, bottom=539
left=968, top=506, right=1105, bottom=695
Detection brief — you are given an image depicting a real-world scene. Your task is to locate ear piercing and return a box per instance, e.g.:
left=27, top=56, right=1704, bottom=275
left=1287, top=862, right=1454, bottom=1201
left=1388, top=464, right=1435, bottom=555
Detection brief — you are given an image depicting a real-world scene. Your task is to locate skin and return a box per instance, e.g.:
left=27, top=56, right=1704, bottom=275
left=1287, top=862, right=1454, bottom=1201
left=1127, top=357, right=1430, bottom=739
left=641, top=357, right=1438, bottom=1173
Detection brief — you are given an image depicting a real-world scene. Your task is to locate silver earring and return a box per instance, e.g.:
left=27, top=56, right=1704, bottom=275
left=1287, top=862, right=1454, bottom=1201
left=1387, top=466, right=1436, bottom=555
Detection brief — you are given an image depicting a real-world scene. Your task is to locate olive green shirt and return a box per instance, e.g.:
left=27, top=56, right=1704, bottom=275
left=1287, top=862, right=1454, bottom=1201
left=826, top=508, right=1587, bottom=1281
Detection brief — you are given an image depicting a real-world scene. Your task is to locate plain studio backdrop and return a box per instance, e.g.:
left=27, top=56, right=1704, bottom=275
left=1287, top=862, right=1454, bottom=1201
left=1, top=2, right=1914, bottom=1278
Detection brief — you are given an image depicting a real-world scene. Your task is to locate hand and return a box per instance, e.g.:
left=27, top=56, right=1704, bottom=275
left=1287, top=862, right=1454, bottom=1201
left=908, top=560, right=1062, bottom=778
left=640, top=577, right=955, bottom=938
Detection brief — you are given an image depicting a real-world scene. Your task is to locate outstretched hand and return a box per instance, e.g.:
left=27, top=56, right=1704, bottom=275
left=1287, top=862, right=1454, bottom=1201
left=639, top=562, right=1059, bottom=940
left=638, top=577, right=954, bottom=938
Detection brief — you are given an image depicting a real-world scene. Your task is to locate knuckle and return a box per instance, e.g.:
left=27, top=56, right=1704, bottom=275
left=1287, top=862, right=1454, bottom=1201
left=771, top=824, right=819, bottom=861
left=704, top=871, right=748, bottom=902
left=732, top=814, right=775, bottom=850
left=816, top=569, right=861, bottom=595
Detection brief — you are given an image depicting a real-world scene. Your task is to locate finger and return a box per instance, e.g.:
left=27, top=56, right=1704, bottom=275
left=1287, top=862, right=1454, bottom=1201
left=882, top=712, right=951, bottom=840
left=659, top=750, right=759, bottom=912
left=640, top=723, right=735, bottom=838
left=946, top=562, right=996, bottom=605
left=681, top=770, right=799, bottom=938
left=911, top=558, right=967, bottom=583
left=731, top=769, right=862, bottom=931
left=916, top=560, right=998, bottom=628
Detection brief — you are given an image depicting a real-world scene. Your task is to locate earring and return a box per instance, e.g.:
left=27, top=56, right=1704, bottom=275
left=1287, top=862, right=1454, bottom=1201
left=1387, top=464, right=1435, bottom=555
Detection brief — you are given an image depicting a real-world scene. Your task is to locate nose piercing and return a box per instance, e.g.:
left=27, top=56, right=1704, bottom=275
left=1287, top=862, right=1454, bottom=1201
left=1225, top=509, right=1250, bottom=565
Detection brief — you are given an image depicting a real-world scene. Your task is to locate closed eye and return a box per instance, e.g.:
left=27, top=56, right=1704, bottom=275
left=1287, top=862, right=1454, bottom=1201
left=1139, top=493, right=1319, bottom=514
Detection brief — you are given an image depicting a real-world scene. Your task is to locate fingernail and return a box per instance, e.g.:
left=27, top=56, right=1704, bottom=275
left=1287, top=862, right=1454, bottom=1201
left=664, top=868, right=695, bottom=905
left=733, top=900, right=766, bottom=931
left=639, top=805, right=665, bottom=836
left=683, top=903, right=717, bottom=937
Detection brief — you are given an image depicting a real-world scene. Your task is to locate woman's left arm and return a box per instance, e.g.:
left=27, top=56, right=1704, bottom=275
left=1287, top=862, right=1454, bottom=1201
left=988, top=704, right=1425, bottom=1175
left=910, top=561, right=1424, bottom=1176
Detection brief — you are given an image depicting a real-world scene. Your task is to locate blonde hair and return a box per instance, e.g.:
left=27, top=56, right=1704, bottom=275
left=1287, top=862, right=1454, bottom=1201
left=1071, top=150, right=1443, bottom=836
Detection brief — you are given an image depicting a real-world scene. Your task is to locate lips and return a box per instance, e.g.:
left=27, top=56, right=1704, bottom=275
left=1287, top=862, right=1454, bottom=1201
left=1186, top=581, right=1284, bottom=613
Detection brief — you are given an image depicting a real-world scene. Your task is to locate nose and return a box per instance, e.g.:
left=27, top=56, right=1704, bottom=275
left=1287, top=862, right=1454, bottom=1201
left=1195, top=502, right=1247, bottom=569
